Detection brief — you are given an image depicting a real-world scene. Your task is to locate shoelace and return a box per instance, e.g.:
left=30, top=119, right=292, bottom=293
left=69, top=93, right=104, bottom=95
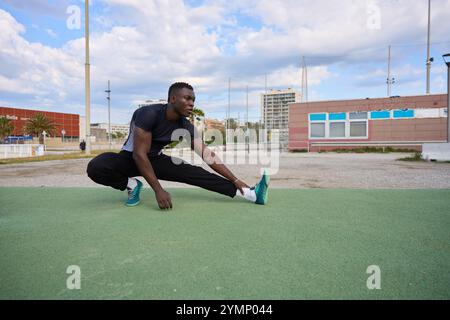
left=127, top=188, right=134, bottom=199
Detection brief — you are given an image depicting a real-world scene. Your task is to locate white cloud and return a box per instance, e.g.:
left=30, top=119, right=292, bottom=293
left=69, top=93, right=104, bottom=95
left=0, top=9, right=83, bottom=102
left=46, top=28, right=57, bottom=38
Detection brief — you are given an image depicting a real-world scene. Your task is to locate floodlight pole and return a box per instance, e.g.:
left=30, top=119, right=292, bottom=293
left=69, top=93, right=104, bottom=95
left=106, top=80, right=111, bottom=149
left=85, top=0, right=91, bottom=154
left=246, top=85, right=249, bottom=154
left=226, top=77, right=231, bottom=148
left=448, top=62, right=450, bottom=142
left=444, top=54, right=450, bottom=143
left=426, top=0, right=432, bottom=94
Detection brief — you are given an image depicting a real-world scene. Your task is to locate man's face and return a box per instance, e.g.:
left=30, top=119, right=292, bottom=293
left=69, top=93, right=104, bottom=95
left=171, top=88, right=195, bottom=117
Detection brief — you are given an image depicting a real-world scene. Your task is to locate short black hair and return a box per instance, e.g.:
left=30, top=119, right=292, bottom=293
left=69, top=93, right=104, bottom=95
left=168, top=82, right=193, bottom=102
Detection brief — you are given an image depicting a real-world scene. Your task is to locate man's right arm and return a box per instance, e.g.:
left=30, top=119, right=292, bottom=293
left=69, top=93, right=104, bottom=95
left=132, top=127, right=172, bottom=209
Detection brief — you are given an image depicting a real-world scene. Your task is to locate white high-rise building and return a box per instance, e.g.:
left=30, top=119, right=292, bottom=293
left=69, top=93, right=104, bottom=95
left=261, top=88, right=301, bottom=149
left=91, top=123, right=130, bottom=136
left=138, top=99, right=167, bottom=108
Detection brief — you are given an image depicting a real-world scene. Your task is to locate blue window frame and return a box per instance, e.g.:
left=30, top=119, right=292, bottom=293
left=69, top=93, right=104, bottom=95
left=329, top=113, right=346, bottom=121
left=309, top=113, right=326, bottom=121
left=371, top=111, right=391, bottom=119
left=393, top=109, right=414, bottom=118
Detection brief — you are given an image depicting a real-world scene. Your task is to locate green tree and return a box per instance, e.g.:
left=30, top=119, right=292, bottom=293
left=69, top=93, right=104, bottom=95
left=189, top=107, right=205, bottom=122
left=24, top=113, right=56, bottom=143
left=114, top=131, right=125, bottom=139
left=0, top=116, right=14, bottom=142
left=226, top=118, right=239, bottom=130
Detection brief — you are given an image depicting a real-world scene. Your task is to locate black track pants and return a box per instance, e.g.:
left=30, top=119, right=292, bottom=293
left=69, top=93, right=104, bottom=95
left=86, top=151, right=237, bottom=198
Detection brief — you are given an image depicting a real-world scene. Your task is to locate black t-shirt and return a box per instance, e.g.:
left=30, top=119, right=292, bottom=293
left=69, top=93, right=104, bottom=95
left=122, top=104, right=196, bottom=156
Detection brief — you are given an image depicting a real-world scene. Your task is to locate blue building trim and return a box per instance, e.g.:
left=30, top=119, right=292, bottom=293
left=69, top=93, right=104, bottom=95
left=329, top=113, right=347, bottom=121
left=393, top=109, right=414, bottom=118
left=309, top=113, right=327, bottom=121
left=370, top=111, right=391, bottom=119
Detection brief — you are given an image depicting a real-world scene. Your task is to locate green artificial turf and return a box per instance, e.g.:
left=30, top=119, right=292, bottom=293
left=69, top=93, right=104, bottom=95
left=0, top=187, right=449, bottom=300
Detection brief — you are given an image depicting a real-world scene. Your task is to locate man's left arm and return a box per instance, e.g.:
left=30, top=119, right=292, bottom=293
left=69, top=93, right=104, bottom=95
left=192, top=137, right=249, bottom=194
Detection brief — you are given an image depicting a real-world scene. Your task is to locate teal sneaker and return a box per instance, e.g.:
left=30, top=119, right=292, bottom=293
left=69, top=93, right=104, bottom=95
left=254, top=170, right=270, bottom=205
left=125, top=179, right=143, bottom=207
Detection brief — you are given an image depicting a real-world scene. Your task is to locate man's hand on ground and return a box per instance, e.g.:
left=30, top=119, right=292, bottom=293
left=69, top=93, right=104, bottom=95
left=155, top=189, right=173, bottom=210
left=234, top=179, right=250, bottom=195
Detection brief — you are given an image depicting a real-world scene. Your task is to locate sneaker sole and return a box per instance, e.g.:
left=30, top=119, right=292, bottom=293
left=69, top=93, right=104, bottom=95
left=125, top=200, right=141, bottom=207
left=125, top=180, right=143, bottom=207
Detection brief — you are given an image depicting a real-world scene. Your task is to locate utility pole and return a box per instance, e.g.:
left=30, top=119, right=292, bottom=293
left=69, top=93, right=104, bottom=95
left=444, top=54, right=450, bottom=142
left=387, top=45, right=395, bottom=97
left=226, top=77, right=231, bottom=147
left=85, top=0, right=91, bottom=154
left=264, top=74, right=268, bottom=145
left=301, top=56, right=308, bottom=102
left=105, top=80, right=111, bottom=149
left=246, top=85, right=249, bottom=153
left=426, top=0, right=432, bottom=94
left=264, top=74, right=267, bottom=129
left=246, top=85, right=249, bottom=130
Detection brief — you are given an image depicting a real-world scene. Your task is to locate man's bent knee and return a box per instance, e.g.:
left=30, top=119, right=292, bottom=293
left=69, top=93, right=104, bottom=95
left=86, top=154, right=110, bottom=180
left=86, top=157, right=100, bottom=180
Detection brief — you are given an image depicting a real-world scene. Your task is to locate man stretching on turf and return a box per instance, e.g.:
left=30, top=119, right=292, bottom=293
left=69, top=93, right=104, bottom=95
left=87, top=82, right=269, bottom=210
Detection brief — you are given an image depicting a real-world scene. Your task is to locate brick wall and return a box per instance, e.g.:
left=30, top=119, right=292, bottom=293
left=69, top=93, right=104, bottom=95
left=288, top=94, right=448, bottom=151
left=0, top=107, right=80, bottom=137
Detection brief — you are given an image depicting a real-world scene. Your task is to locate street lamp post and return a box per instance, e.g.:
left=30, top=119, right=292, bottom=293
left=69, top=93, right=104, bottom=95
left=443, top=54, right=450, bottom=143
left=42, top=130, right=47, bottom=151
left=105, top=80, right=111, bottom=149
left=422, top=54, right=450, bottom=161
left=426, top=0, right=432, bottom=94
left=85, top=0, right=91, bottom=154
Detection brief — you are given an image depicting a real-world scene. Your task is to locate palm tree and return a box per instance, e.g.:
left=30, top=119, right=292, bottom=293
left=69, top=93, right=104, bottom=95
left=24, top=113, right=56, bottom=143
left=189, top=107, right=205, bottom=123
left=0, top=116, right=14, bottom=143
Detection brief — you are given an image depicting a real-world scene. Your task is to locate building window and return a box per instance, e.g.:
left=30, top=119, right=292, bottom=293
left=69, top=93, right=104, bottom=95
left=349, top=112, right=368, bottom=138
left=350, top=121, right=367, bottom=137
left=309, top=112, right=368, bottom=139
left=311, top=123, right=326, bottom=138
left=349, top=112, right=368, bottom=120
left=330, top=122, right=346, bottom=138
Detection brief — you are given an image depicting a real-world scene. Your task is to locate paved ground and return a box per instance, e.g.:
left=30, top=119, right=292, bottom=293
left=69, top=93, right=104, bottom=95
left=1, top=187, right=449, bottom=299
left=1, top=152, right=450, bottom=189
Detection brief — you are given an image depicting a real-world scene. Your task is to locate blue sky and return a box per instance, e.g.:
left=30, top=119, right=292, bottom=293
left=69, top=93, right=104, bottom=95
left=0, top=0, right=450, bottom=124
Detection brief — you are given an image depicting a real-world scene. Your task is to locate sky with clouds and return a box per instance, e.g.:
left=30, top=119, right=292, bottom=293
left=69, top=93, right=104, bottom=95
left=0, top=0, right=450, bottom=124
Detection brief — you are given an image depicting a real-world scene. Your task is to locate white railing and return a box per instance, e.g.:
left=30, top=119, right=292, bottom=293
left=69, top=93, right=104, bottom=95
left=0, top=144, right=45, bottom=159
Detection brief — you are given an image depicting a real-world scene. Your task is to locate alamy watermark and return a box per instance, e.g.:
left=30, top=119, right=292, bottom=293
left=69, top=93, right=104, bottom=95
left=366, top=265, right=381, bottom=290
left=366, top=0, right=381, bottom=30
left=66, top=265, right=81, bottom=290
left=169, top=128, right=281, bottom=175
left=66, top=5, right=81, bottom=30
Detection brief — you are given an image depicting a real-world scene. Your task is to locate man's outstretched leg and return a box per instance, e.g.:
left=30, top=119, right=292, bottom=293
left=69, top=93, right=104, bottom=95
left=149, top=154, right=270, bottom=205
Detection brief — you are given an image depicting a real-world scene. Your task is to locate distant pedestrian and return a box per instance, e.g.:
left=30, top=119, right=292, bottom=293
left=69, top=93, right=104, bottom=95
left=79, top=140, right=86, bottom=151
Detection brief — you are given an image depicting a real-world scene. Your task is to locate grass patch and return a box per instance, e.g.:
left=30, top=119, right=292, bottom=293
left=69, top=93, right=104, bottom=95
left=397, top=152, right=424, bottom=162
left=289, top=149, right=308, bottom=153
left=0, top=150, right=118, bottom=165
left=319, top=147, right=419, bottom=154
